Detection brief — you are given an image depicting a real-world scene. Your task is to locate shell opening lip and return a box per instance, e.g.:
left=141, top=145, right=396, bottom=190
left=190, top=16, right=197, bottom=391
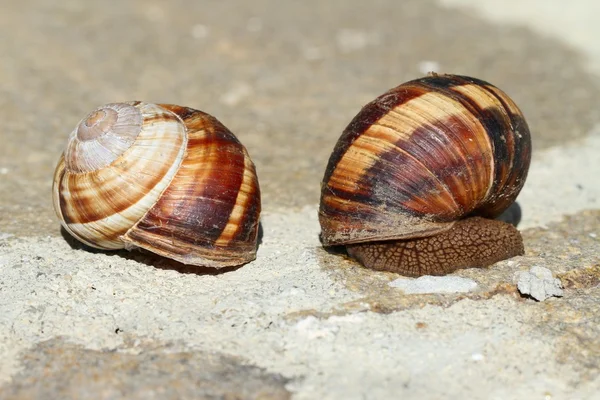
left=77, top=107, right=118, bottom=141
left=321, top=220, right=457, bottom=247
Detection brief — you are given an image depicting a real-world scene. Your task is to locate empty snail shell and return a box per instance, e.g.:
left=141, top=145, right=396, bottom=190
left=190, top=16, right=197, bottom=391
left=319, top=73, right=532, bottom=277
left=52, top=102, right=261, bottom=268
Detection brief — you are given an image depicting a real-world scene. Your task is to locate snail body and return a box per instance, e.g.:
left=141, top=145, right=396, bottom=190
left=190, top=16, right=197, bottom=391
left=53, top=102, right=261, bottom=268
left=319, top=74, right=531, bottom=277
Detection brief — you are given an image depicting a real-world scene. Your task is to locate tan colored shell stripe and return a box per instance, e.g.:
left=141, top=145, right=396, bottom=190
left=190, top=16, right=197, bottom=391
left=321, top=75, right=526, bottom=223
left=215, top=148, right=260, bottom=246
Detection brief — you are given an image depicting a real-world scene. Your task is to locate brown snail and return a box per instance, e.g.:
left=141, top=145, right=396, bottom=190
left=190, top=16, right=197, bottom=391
left=319, top=74, right=532, bottom=277
left=52, top=102, right=261, bottom=268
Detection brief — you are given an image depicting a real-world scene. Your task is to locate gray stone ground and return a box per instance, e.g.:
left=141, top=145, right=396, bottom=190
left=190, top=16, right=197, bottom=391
left=1, top=0, right=599, bottom=399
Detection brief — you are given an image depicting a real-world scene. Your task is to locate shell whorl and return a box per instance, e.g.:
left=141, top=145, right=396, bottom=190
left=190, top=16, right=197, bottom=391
left=54, top=102, right=187, bottom=249
left=53, top=102, right=261, bottom=268
left=319, top=74, right=532, bottom=246
left=65, top=103, right=144, bottom=173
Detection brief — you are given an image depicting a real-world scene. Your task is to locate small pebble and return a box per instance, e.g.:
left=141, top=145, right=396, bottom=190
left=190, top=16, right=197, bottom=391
left=515, top=266, right=563, bottom=301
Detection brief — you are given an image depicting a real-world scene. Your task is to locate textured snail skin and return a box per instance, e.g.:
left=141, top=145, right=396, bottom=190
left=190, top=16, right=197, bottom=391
left=319, top=74, right=531, bottom=276
left=53, top=102, right=261, bottom=268
left=346, top=217, right=524, bottom=277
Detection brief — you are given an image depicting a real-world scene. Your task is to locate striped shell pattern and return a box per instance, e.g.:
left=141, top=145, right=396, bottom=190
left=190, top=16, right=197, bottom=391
left=319, top=74, right=532, bottom=246
left=52, top=102, right=261, bottom=268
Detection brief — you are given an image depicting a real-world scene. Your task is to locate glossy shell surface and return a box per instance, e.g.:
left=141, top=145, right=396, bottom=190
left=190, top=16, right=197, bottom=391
left=53, top=102, right=261, bottom=268
left=319, top=74, right=531, bottom=246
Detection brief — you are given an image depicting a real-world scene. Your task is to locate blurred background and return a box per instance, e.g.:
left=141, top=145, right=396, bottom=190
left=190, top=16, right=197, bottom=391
left=1, top=0, right=599, bottom=236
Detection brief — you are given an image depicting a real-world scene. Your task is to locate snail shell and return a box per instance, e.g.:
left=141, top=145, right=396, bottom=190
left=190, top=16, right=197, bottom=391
left=52, top=102, right=261, bottom=268
left=319, top=74, right=531, bottom=276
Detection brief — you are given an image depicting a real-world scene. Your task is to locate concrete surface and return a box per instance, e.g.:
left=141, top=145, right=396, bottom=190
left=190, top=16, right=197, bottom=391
left=1, top=0, right=599, bottom=399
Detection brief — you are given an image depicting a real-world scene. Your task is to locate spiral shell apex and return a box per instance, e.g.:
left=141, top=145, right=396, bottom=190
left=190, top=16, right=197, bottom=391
left=53, top=102, right=261, bottom=268
left=319, top=74, right=532, bottom=247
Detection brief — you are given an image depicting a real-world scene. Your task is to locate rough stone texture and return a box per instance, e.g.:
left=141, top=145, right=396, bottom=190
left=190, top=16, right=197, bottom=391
left=0, top=339, right=291, bottom=400
left=1, top=0, right=600, bottom=399
left=389, top=276, right=479, bottom=294
left=558, top=265, right=600, bottom=289
left=1, top=209, right=599, bottom=398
